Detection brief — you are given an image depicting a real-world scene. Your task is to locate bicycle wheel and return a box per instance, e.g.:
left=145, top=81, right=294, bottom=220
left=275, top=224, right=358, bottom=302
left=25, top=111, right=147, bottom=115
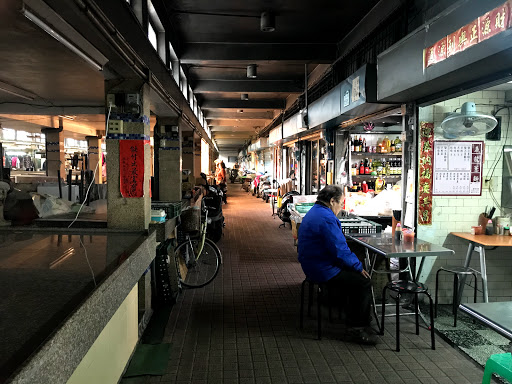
left=175, top=238, right=221, bottom=288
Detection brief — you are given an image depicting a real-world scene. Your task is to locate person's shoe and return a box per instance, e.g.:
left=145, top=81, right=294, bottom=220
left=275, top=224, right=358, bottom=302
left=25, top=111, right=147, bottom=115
left=345, top=327, right=378, bottom=345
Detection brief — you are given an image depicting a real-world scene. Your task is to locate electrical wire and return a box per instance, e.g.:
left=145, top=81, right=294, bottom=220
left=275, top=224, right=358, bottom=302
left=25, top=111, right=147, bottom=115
left=66, top=103, right=112, bottom=287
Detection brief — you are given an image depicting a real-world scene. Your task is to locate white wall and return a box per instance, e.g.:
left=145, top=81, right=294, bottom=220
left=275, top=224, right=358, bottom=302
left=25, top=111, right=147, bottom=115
left=418, top=90, right=512, bottom=303
left=67, top=285, right=138, bottom=384
left=218, top=150, right=238, bottom=168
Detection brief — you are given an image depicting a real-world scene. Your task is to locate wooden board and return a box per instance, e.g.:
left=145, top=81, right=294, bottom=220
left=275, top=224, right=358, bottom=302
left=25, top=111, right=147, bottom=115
left=451, top=232, right=512, bottom=247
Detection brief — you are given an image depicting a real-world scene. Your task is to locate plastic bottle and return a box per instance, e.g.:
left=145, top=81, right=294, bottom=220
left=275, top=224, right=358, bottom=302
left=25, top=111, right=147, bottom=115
left=395, top=223, right=402, bottom=241
left=485, top=219, right=494, bottom=235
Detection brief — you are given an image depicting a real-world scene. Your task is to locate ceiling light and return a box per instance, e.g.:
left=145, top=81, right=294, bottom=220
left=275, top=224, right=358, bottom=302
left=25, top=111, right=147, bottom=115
left=247, top=64, right=257, bottom=78
left=508, top=81, right=512, bottom=84
left=22, top=7, right=103, bottom=71
left=260, top=11, right=275, bottom=32
left=241, top=94, right=249, bottom=100
left=58, top=115, right=76, bottom=121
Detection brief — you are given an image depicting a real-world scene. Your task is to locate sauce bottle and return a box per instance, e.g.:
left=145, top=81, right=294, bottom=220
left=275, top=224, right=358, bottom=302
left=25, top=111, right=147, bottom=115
left=395, top=223, right=402, bottom=241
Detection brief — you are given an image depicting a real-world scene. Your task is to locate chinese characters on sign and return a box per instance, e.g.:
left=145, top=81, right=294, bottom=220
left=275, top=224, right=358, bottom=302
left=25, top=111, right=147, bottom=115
left=432, top=141, right=483, bottom=196
left=120, top=139, right=145, bottom=198
left=418, top=122, right=434, bottom=226
left=424, top=1, right=511, bottom=68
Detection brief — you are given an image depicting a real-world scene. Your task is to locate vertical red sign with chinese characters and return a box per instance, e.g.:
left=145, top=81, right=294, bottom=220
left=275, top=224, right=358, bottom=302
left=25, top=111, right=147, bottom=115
left=120, top=140, right=144, bottom=198
left=418, top=122, right=434, bottom=226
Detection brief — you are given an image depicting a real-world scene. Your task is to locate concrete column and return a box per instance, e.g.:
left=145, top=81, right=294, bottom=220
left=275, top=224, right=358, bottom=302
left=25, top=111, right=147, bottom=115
left=194, top=134, right=201, bottom=177
left=42, top=127, right=65, bottom=178
left=86, top=135, right=102, bottom=184
left=106, top=81, right=151, bottom=230
left=157, top=117, right=182, bottom=201
left=182, top=131, right=194, bottom=176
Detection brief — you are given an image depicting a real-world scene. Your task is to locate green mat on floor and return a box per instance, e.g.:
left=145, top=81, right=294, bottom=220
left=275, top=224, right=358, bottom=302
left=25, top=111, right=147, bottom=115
left=123, top=343, right=171, bottom=377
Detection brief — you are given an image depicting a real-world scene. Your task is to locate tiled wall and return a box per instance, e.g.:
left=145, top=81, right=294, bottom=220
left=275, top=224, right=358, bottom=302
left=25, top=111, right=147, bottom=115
left=418, top=90, right=512, bottom=303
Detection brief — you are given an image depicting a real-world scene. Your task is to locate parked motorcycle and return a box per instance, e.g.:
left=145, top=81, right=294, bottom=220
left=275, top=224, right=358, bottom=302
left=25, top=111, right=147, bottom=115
left=229, top=168, right=238, bottom=183
left=277, top=190, right=300, bottom=228
left=200, top=173, right=225, bottom=243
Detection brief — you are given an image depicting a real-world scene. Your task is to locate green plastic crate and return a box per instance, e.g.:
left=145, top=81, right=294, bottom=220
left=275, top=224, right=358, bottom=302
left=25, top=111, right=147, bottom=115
left=294, top=203, right=314, bottom=214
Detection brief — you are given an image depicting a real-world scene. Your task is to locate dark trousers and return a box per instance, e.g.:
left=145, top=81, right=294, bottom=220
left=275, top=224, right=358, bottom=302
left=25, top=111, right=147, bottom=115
left=327, top=269, right=372, bottom=328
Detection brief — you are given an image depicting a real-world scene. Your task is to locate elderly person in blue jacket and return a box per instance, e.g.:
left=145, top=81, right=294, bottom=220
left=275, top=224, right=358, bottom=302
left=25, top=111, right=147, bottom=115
left=298, top=185, right=376, bottom=345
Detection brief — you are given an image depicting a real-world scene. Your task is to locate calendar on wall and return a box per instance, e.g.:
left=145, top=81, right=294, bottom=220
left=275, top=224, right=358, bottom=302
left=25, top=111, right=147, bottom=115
left=432, top=141, right=483, bottom=196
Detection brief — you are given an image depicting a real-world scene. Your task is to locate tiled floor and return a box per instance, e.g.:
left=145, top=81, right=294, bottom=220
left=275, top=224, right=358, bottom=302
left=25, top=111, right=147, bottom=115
left=157, top=187, right=489, bottom=384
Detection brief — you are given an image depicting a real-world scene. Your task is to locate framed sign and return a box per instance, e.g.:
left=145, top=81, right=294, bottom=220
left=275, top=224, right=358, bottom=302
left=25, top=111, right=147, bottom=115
left=432, top=140, right=484, bottom=196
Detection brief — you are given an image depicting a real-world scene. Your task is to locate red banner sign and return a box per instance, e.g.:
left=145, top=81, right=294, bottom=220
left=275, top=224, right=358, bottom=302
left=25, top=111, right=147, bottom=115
left=418, top=122, right=434, bottom=226
left=424, top=1, right=511, bottom=68
left=120, top=140, right=144, bottom=198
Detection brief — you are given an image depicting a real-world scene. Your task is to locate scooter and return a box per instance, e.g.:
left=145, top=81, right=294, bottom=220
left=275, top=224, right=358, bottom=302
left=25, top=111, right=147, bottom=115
left=200, top=173, right=225, bottom=243
left=229, top=168, right=238, bottom=183
left=277, top=190, right=300, bottom=228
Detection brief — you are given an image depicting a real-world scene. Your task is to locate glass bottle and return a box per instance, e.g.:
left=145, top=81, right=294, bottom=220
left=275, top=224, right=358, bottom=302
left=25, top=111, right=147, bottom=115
left=350, top=136, right=354, bottom=152
left=385, top=159, right=390, bottom=176
left=394, top=136, right=402, bottom=152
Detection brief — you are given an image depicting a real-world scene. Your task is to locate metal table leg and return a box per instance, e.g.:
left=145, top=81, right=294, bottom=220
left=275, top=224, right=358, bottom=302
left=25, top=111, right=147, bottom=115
left=457, top=242, right=476, bottom=305
left=477, top=245, right=489, bottom=303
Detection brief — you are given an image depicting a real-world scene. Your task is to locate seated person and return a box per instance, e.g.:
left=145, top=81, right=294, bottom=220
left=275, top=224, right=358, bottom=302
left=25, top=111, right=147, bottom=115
left=298, top=185, right=377, bottom=345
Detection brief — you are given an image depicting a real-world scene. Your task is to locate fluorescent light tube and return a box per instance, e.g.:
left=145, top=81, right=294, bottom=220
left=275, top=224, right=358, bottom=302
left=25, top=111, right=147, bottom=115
left=23, top=8, right=103, bottom=71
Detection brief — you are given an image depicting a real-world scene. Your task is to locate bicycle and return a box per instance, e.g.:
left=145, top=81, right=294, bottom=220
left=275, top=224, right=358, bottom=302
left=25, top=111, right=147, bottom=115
left=174, top=198, right=222, bottom=288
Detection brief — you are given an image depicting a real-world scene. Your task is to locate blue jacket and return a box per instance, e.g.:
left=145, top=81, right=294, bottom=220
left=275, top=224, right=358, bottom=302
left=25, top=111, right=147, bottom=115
left=298, top=203, right=362, bottom=282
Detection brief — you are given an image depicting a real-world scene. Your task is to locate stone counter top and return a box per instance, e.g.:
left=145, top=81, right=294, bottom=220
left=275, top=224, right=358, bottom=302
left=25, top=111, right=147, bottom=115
left=2, top=230, right=156, bottom=384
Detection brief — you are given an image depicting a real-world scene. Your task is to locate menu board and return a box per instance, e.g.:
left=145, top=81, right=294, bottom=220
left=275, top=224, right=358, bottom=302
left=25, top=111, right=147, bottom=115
left=432, top=141, right=483, bottom=196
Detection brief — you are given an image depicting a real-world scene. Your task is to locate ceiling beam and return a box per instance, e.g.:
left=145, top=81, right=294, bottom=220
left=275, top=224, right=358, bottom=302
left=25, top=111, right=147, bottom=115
left=205, top=111, right=274, bottom=119
left=181, top=43, right=336, bottom=64
left=201, top=99, right=285, bottom=109
left=209, top=119, right=269, bottom=127
left=211, top=126, right=255, bottom=132
left=193, top=80, right=303, bottom=93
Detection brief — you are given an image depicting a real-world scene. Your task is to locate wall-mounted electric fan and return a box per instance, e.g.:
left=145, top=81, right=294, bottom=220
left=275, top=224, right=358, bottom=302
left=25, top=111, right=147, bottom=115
left=440, top=102, right=497, bottom=139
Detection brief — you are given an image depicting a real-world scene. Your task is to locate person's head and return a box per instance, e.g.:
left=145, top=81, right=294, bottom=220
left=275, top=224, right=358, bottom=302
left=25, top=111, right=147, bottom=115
left=317, top=185, right=344, bottom=216
left=220, top=161, right=226, bottom=169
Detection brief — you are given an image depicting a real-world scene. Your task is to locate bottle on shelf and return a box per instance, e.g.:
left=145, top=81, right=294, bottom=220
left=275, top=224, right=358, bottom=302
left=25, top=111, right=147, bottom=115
left=385, top=159, right=390, bottom=176
left=364, top=158, right=370, bottom=175
left=359, top=136, right=363, bottom=152
left=383, top=136, right=391, bottom=153
left=359, top=160, right=365, bottom=176
left=350, top=137, right=354, bottom=152
left=390, top=141, right=395, bottom=153
left=394, top=136, right=402, bottom=152
left=362, top=137, right=366, bottom=153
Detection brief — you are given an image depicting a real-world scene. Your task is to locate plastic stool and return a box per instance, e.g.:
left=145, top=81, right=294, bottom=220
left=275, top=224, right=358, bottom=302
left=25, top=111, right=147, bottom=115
left=435, top=266, right=478, bottom=327
left=482, top=353, right=512, bottom=384
left=381, top=280, right=435, bottom=352
left=299, top=279, right=333, bottom=340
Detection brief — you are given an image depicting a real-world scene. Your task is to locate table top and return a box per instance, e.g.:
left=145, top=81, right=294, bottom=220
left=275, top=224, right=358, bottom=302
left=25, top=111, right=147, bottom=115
left=347, top=233, right=455, bottom=258
left=451, top=232, right=512, bottom=246
left=0, top=231, right=148, bottom=382
left=460, top=302, right=512, bottom=340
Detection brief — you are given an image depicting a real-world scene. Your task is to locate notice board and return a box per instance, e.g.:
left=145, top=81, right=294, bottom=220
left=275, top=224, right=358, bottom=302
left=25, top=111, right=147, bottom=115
left=432, top=141, right=483, bottom=196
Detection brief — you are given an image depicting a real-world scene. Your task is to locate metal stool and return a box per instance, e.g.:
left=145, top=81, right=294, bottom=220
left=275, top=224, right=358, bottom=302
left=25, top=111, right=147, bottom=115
left=435, top=266, right=478, bottom=327
left=381, top=280, right=435, bottom=352
left=299, top=279, right=334, bottom=340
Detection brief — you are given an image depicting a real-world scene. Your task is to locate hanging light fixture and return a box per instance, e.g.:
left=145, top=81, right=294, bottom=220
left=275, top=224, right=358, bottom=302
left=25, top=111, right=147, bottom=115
left=241, top=94, right=249, bottom=100
left=260, top=11, right=275, bottom=32
left=247, top=64, right=257, bottom=78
